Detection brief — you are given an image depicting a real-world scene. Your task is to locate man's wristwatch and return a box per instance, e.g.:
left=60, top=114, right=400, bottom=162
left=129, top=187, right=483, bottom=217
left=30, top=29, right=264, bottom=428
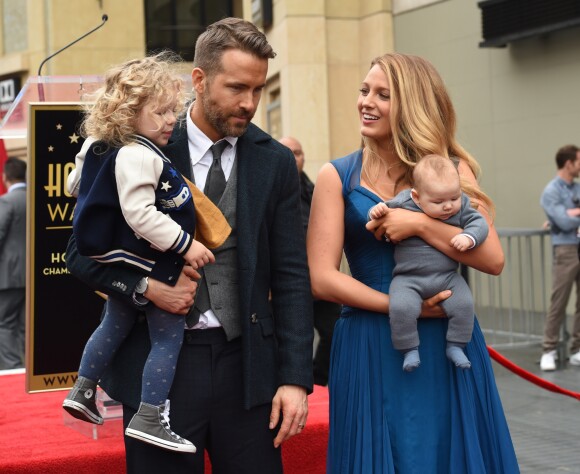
left=132, top=276, right=150, bottom=306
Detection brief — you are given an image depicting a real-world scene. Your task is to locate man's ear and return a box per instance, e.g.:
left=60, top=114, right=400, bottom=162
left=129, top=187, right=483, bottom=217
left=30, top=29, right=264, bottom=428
left=191, top=67, right=206, bottom=95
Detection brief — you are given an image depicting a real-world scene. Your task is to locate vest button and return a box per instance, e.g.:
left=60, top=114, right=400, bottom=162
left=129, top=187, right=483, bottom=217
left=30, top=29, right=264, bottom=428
left=250, top=313, right=258, bottom=323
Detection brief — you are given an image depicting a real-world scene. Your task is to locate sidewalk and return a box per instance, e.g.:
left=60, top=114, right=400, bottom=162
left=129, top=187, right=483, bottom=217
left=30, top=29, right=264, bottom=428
left=491, top=343, right=580, bottom=473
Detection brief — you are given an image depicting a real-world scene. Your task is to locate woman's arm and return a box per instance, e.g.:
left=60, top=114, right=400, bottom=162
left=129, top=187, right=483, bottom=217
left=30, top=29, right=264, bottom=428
left=307, top=164, right=448, bottom=316
left=366, top=160, right=504, bottom=275
left=308, top=164, right=389, bottom=313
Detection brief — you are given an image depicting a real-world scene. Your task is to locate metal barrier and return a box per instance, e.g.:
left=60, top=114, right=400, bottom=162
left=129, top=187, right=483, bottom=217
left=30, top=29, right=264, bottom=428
left=471, top=228, right=551, bottom=348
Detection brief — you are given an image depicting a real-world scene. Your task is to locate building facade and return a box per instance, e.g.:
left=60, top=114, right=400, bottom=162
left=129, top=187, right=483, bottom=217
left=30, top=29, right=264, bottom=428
left=393, top=0, right=580, bottom=229
left=2, top=0, right=580, bottom=230
left=0, top=0, right=396, bottom=180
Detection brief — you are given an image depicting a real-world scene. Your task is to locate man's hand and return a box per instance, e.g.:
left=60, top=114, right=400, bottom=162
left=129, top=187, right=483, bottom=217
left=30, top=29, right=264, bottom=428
left=145, top=266, right=201, bottom=315
left=269, top=385, right=308, bottom=448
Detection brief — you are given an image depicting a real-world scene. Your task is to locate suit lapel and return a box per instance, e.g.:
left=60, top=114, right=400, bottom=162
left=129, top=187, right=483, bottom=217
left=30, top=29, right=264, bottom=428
left=236, top=127, right=275, bottom=293
left=161, top=122, right=274, bottom=304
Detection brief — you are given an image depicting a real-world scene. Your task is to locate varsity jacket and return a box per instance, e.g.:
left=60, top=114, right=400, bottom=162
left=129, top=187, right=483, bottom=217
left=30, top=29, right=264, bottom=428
left=72, top=135, right=196, bottom=283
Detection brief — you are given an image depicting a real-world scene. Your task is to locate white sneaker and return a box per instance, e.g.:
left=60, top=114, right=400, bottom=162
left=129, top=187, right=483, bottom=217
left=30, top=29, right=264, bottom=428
left=540, top=350, right=557, bottom=371
left=569, top=351, right=580, bottom=366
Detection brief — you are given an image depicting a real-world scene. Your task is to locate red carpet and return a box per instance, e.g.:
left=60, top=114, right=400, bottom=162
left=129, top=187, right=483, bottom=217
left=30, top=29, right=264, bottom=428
left=0, top=373, right=328, bottom=473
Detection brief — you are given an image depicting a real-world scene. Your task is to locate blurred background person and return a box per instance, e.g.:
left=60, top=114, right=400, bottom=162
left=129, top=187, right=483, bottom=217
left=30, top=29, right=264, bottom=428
left=539, top=144, right=580, bottom=371
left=0, top=157, right=27, bottom=370
left=279, top=136, right=341, bottom=386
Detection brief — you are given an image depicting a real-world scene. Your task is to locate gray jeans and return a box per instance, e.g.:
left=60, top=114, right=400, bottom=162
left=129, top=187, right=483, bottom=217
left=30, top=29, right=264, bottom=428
left=542, top=244, right=580, bottom=353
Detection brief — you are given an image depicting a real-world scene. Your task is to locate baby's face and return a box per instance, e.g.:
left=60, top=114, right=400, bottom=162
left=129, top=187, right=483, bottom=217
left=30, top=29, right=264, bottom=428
left=412, top=176, right=462, bottom=221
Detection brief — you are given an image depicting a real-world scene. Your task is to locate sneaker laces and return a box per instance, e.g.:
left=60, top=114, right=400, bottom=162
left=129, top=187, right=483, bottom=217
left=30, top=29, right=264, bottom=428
left=160, top=400, right=185, bottom=441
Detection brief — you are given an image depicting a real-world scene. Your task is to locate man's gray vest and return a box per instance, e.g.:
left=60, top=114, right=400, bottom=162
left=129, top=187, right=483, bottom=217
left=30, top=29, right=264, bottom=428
left=203, top=158, right=241, bottom=340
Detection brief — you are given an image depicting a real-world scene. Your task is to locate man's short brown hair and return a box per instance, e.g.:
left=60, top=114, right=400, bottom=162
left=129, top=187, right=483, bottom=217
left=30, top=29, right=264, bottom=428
left=3, top=157, right=26, bottom=182
left=193, top=17, right=276, bottom=79
left=555, top=145, right=580, bottom=169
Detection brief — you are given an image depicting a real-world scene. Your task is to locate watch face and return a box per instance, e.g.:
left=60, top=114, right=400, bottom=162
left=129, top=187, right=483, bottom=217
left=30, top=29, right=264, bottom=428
left=136, top=278, right=148, bottom=294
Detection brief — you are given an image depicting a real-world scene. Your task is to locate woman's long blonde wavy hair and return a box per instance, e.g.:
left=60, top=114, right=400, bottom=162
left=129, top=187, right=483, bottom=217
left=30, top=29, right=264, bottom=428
left=361, top=53, right=494, bottom=218
left=81, top=51, right=186, bottom=148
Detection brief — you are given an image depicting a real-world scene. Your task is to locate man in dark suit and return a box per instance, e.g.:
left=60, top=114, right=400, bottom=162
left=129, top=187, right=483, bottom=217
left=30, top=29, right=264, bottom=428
left=65, top=17, right=313, bottom=473
left=0, top=157, right=27, bottom=369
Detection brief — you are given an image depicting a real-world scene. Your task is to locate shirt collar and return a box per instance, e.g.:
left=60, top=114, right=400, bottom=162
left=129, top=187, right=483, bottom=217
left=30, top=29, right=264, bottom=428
left=8, top=182, right=26, bottom=192
left=185, top=102, right=238, bottom=165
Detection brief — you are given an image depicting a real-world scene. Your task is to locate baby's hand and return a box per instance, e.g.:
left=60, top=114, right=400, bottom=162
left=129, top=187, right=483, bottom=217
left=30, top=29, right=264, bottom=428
left=369, top=202, right=389, bottom=220
left=450, top=234, right=472, bottom=252
left=184, top=240, right=215, bottom=269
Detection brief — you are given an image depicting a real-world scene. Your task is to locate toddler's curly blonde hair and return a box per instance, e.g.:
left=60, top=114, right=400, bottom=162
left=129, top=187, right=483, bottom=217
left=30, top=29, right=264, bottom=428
left=82, top=51, right=186, bottom=148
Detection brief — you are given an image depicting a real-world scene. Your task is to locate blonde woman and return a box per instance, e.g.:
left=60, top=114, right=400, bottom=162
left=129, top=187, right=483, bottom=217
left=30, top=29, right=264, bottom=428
left=63, top=53, right=215, bottom=454
left=308, top=53, right=519, bottom=473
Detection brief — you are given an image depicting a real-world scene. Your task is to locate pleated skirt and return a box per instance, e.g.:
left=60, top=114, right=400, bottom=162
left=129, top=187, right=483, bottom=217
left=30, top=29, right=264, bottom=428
left=327, top=312, right=520, bottom=474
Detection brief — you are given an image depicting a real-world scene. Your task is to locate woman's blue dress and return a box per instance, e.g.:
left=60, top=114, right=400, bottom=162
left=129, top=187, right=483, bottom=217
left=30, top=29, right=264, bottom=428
left=327, top=150, right=519, bottom=473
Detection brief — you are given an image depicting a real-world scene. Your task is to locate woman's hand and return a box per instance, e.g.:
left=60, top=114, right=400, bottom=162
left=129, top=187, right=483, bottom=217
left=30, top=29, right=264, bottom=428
left=366, top=207, right=426, bottom=243
left=420, top=290, right=451, bottom=318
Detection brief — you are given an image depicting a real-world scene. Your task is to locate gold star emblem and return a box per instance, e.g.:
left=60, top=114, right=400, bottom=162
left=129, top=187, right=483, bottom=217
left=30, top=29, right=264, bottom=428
left=161, top=181, right=171, bottom=192
left=56, top=124, right=62, bottom=130
left=48, top=146, right=54, bottom=152
left=69, top=132, right=80, bottom=143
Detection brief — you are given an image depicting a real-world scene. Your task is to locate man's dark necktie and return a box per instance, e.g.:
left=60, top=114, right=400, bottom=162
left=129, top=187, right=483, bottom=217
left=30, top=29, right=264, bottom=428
left=186, top=141, right=229, bottom=328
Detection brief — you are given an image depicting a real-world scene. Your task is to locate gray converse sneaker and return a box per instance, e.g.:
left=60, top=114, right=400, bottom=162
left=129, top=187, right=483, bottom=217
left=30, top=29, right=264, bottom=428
left=62, top=376, right=104, bottom=425
left=125, top=400, right=196, bottom=453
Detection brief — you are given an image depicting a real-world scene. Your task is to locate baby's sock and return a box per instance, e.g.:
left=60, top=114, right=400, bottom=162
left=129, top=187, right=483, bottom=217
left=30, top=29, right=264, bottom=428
left=402, top=348, right=420, bottom=372
left=446, top=343, right=471, bottom=369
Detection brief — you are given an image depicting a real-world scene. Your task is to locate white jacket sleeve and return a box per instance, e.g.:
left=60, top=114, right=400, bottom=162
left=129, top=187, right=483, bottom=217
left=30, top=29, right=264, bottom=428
left=115, top=144, right=186, bottom=252
left=67, top=136, right=97, bottom=197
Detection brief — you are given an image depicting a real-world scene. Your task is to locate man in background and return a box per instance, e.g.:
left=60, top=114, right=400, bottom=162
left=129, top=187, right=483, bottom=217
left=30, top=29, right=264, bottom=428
left=0, top=157, right=27, bottom=369
left=540, top=144, right=580, bottom=370
left=279, top=136, right=341, bottom=386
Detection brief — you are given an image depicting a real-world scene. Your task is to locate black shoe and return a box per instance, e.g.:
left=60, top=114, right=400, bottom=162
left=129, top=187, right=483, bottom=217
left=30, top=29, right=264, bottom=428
left=62, top=376, right=103, bottom=425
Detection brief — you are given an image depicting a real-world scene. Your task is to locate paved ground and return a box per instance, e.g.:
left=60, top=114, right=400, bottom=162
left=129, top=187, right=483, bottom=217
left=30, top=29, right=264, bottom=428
left=490, top=342, right=580, bottom=473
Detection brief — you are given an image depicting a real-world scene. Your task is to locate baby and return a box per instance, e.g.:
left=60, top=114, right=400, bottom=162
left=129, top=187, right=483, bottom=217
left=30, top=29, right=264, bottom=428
left=369, top=154, right=488, bottom=371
